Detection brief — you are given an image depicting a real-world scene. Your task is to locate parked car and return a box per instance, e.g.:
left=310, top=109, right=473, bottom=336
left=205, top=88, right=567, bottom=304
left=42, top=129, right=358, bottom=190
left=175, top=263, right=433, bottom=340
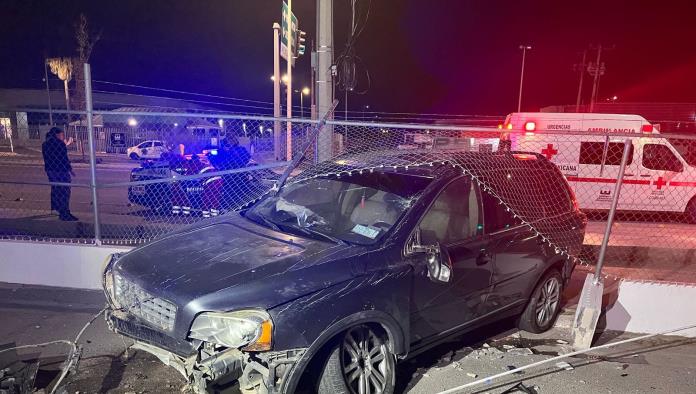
left=103, top=151, right=586, bottom=393
left=127, top=140, right=169, bottom=160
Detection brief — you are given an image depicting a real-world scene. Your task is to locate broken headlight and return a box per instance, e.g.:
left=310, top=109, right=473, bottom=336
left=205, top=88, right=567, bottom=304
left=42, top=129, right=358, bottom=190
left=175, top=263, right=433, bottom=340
left=188, top=310, right=273, bottom=351
left=102, top=253, right=122, bottom=308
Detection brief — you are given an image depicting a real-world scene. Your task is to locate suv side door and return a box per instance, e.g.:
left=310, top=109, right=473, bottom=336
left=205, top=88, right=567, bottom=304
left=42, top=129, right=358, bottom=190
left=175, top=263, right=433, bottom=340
left=408, top=176, right=495, bottom=346
left=482, top=183, right=549, bottom=312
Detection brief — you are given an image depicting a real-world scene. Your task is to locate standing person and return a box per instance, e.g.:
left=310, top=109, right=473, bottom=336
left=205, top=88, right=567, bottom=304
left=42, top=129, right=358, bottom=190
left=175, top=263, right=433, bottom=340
left=42, top=127, right=78, bottom=221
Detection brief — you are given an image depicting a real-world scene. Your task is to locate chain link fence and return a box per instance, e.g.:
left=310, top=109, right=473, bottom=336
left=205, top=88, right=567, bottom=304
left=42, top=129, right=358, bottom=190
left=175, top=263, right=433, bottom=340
left=2, top=82, right=696, bottom=286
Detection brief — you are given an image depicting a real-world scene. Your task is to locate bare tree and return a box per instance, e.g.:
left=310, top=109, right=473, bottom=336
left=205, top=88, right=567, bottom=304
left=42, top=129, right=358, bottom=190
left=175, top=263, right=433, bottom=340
left=72, top=13, right=102, bottom=116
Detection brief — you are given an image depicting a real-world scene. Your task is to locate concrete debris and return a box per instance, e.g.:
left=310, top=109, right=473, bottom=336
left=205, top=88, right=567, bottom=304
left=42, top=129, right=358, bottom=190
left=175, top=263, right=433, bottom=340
left=556, top=339, right=569, bottom=345
left=503, top=344, right=516, bottom=350
left=507, top=347, right=534, bottom=355
left=483, top=343, right=490, bottom=348
left=507, top=365, right=524, bottom=375
left=555, top=361, right=574, bottom=371
left=466, top=372, right=478, bottom=378
left=422, top=373, right=430, bottom=378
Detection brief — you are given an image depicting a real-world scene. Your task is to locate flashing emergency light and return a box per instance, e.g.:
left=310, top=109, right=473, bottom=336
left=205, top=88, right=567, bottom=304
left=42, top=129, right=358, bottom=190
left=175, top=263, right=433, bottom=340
left=524, top=121, right=536, bottom=131
left=641, top=124, right=654, bottom=133
left=506, top=123, right=513, bottom=130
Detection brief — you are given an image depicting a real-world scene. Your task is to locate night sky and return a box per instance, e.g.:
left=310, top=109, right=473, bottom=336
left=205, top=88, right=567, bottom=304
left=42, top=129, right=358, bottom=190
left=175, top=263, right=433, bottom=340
left=1, top=0, right=695, bottom=116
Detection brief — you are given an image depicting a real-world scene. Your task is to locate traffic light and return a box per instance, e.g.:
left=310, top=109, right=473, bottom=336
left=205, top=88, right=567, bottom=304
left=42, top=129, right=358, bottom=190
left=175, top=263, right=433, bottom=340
left=297, top=30, right=307, bottom=56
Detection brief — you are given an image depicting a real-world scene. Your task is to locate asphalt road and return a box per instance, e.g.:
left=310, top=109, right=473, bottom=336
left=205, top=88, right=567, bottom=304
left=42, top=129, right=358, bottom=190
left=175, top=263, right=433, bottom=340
left=1, top=281, right=695, bottom=394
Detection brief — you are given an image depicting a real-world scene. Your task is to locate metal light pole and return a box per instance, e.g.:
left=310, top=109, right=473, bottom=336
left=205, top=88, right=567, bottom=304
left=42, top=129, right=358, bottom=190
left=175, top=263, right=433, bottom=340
left=285, top=0, right=293, bottom=161
left=273, top=23, right=281, bottom=160
left=299, top=87, right=309, bottom=118
left=517, top=45, right=531, bottom=112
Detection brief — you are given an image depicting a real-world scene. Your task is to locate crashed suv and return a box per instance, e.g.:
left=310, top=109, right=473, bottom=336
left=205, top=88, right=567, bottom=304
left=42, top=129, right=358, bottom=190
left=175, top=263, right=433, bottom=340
left=102, top=152, right=586, bottom=393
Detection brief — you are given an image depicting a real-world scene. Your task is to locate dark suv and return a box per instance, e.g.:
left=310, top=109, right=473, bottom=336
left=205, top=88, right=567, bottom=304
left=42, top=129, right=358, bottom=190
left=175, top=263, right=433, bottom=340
left=103, top=152, right=586, bottom=393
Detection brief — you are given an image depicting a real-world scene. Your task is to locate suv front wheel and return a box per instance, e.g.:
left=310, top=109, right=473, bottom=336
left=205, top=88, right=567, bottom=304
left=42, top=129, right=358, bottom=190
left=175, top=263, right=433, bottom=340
left=318, top=325, right=395, bottom=394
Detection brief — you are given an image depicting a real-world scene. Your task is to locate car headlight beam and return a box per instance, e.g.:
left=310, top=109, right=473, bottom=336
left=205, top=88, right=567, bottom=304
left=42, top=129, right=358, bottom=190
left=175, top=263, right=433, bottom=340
left=188, top=310, right=273, bottom=351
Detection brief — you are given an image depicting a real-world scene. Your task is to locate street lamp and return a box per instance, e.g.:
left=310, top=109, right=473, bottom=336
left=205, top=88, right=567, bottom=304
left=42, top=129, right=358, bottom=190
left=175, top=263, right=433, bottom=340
left=296, top=87, right=310, bottom=118
left=517, top=45, right=532, bottom=112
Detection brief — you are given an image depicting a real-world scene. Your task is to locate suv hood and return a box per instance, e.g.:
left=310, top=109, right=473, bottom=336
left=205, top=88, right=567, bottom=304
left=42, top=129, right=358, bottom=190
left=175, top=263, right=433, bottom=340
left=112, top=215, right=355, bottom=308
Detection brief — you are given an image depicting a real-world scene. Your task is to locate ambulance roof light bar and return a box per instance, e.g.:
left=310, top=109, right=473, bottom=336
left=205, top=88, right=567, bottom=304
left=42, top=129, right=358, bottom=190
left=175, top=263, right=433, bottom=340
left=641, top=124, right=653, bottom=133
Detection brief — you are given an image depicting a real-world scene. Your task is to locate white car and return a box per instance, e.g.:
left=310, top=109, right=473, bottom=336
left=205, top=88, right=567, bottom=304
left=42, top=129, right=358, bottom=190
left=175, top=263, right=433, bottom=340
left=126, top=140, right=168, bottom=160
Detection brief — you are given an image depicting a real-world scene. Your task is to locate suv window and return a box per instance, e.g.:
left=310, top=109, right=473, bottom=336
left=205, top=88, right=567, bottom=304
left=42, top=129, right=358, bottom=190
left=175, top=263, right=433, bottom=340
left=420, top=177, right=481, bottom=245
left=137, top=142, right=150, bottom=149
left=580, top=141, right=633, bottom=165
left=481, top=190, right=517, bottom=233
left=643, top=144, right=683, bottom=172
left=153, top=141, right=164, bottom=147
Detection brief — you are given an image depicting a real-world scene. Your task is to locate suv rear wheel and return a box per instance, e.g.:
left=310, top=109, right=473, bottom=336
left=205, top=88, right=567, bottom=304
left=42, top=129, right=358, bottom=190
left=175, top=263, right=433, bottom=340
left=519, top=270, right=563, bottom=333
left=317, top=325, right=395, bottom=394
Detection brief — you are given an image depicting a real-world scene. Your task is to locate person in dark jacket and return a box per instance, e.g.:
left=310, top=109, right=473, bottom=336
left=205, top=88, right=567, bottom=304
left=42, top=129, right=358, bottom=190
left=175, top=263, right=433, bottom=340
left=42, top=127, right=78, bottom=221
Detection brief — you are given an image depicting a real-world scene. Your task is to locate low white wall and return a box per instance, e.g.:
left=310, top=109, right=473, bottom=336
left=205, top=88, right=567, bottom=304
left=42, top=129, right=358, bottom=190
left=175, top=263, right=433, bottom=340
left=604, top=280, right=696, bottom=337
left=0, top=240, right=132, bottom=290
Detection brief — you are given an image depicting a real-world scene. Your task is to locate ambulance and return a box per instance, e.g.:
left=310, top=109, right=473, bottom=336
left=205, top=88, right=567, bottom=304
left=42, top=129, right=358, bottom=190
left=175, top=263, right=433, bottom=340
left=502, top=112, right=696, bottom=221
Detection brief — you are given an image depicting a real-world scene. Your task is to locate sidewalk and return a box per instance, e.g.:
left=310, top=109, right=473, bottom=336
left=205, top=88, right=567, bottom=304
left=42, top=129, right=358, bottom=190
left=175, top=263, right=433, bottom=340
left=1, top=281, right=694, bottom=393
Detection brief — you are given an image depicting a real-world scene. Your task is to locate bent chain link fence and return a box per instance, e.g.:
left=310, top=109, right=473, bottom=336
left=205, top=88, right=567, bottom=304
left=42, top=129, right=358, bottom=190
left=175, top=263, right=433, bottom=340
left=1, top=107, right=696, bottom=285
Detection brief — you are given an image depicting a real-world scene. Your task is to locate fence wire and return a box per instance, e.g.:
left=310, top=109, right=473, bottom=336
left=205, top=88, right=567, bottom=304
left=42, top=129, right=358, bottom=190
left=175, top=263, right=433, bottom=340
left=2, top=108, right=696, bottom=285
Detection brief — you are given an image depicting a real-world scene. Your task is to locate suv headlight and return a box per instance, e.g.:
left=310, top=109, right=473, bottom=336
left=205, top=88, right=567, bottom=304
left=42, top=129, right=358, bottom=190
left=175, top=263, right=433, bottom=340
left=189, top=310, right=273, bottom=351
left=102, top=253, right=123, bottom=309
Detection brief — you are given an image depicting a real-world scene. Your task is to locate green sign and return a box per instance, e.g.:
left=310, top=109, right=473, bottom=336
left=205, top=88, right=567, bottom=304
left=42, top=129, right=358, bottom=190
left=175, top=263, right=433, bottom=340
left=281, top=1, right=298, bottom=63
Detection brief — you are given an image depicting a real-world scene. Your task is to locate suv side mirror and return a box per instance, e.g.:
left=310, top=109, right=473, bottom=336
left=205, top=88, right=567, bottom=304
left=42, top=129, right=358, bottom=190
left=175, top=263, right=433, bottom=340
left=407, top=229, right=452, bottom=283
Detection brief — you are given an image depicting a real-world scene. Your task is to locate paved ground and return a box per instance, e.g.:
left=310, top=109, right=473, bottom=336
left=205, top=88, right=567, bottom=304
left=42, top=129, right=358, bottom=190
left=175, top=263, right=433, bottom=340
left=1, top=280, right=695, bottom=394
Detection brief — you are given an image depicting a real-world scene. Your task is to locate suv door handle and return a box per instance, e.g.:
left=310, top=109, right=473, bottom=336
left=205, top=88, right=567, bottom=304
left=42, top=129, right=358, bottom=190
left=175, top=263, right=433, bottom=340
left=476, top=251, right=492, bottom=266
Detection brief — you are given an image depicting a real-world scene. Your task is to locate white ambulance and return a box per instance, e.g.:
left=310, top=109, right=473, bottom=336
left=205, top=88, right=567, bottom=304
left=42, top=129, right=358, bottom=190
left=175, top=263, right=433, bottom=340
left=502, top=112, right=696, bottom=220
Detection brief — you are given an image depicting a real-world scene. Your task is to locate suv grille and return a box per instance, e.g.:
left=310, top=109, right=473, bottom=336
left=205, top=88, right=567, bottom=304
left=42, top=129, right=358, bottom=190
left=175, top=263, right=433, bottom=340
left=114, top=273, right=177, bottom=332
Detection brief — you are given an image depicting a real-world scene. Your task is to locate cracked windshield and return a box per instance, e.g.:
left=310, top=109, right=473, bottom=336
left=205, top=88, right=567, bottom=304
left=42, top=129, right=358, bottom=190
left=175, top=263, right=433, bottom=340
left=247, top=172, right=432, bottom=244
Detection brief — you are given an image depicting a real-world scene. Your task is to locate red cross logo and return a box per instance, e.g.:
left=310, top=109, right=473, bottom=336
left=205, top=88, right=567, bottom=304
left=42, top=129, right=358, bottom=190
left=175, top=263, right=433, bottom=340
left=541, top=144, right=558, bottom=160
left=654, top=177, right=668, bottom=190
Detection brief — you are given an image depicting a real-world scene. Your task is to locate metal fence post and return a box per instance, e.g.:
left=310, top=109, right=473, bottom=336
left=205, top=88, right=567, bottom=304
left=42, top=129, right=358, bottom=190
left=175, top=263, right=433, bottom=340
left=594, top=138, right=632, bottom=282
left=84, top=63, right=101, bottom=245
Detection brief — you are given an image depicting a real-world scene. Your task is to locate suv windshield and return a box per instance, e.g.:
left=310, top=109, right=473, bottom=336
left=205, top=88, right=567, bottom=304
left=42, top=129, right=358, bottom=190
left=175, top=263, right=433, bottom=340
left=247, top=172, right=433, bottom=245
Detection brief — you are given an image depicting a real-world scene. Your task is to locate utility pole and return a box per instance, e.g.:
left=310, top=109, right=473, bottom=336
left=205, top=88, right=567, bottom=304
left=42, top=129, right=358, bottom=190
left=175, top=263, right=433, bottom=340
left=315, top=0, right=334, bottom=162
left=574, top=50, right=587, bottom=113
left=43, top=58, right=54, bottom=125
left=273, top=23, right=281, bottom=160
left=285, top=0, right=293, bottom=161
left=517, top=45, right=532, bottom=112
left=589, top=44, right=602, bottom=113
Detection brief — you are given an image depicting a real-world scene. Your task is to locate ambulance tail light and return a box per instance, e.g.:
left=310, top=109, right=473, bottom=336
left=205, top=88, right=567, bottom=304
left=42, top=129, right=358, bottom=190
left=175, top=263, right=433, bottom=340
left=506, top=123, right=513, bottom=130
left=524, top=121, right=536, bottom=136
left=641, top=124, right=654, bottom=133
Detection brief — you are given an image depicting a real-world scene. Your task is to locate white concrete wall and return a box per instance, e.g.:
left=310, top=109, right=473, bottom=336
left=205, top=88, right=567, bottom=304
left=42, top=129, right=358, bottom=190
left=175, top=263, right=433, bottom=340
left=0, top=240, right=132, bottom=290
left=604, top=280, right=696, bottom=337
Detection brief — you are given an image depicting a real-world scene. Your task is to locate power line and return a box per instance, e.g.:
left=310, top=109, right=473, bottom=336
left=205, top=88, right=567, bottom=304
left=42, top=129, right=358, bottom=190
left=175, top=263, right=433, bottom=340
left=92, top=80, right=277, bottom=106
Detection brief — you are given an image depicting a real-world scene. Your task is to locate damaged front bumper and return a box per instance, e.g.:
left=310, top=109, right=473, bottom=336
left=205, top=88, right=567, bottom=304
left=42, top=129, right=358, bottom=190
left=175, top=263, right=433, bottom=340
left=105, top=309, right=305, bottom=393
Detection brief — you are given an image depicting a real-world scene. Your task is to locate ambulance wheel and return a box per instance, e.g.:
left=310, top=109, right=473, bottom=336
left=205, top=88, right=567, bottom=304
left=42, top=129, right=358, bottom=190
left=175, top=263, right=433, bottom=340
left=685, top=198, right=696, bottom=224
